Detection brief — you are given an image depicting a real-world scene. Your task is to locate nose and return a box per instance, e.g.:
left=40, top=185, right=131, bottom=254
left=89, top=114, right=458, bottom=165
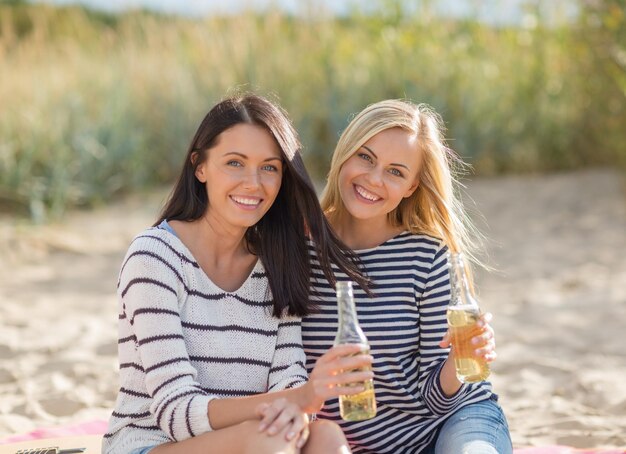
left=366, top=166, right=384, bottom=187
left=241, top=170, right=261, bottom=189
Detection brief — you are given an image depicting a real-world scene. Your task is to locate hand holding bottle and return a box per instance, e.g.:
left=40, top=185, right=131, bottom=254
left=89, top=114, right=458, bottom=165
left=446, top=252, right=492, bottom=383
left=300, top=344, right=374, bottom=413
left=440, top=312, right=497, bottom=363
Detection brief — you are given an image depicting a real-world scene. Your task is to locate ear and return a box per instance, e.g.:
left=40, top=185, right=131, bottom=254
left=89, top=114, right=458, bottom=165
left=192, top=152, right=207, bottom=183
left=403, top=177, right=419, bottom=198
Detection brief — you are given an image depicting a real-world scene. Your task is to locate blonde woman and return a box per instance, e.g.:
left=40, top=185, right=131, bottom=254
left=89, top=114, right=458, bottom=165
left=302, top=100, right=512, bottom=453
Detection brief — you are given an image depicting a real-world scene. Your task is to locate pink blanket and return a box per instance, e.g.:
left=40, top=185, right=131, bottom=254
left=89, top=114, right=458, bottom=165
left=515, top=447, right=625, bottom=454
left=0, top=420, right=624, bottom=453
left=0, top=420, right=108, bottom=444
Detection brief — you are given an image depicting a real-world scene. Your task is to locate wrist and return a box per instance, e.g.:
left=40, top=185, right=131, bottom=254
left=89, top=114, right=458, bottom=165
left=441, top=358, right=462, bottom=396
left=296, top=383, right=311, bottom=412
left=298, top=382, right=321, bottom=414
left=446, top=344, right=456, bottom=360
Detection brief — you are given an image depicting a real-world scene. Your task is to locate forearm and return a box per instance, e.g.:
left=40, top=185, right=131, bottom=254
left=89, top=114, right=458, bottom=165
left=207, top=384, right=312, bottom=430
left=208, top=344, right=374, bottom=429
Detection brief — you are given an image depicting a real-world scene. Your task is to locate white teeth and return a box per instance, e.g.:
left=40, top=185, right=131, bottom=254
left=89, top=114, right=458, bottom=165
left=355, top=185, right=380, bottom=202
left=231, top=196, right=261, bottom=206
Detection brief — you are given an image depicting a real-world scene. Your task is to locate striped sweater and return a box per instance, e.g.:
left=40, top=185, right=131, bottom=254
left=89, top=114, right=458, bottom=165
left=302, top=232, right=493, bottom=454
left=102, top=224, right=307, bottom=454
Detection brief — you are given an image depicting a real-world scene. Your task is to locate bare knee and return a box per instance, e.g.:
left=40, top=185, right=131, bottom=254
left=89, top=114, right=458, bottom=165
left=238, top=420, right=298, bottom=454
left=303, top=420, right=350, bottom=454
left=149, top=420, right=298, bottom=454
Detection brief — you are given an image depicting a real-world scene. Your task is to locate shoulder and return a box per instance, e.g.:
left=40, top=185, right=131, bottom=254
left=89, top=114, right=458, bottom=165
left=127, top=226, right=188, bottom=258
left=129, top=225, right=172, bottom=248
left=402, top=233, right=449, bottom=269
left=120, top=226, right=194, bottom=277
left=362, top=233, right=449, bottom=280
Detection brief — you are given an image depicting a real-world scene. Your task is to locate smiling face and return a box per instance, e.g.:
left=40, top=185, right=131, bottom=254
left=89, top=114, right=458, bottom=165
left=195, top=123, right=283, bottom=230
left=338, top=127, right=422, bottom=226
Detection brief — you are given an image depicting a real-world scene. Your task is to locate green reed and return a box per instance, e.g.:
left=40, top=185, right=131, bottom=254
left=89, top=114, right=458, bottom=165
left=0, top=1, right=623, bottom=219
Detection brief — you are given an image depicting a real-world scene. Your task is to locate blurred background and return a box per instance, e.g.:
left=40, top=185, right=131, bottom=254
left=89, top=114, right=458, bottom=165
left=0, top=0, right=624, bottom=219
left=0, top=0, right=625, bottom=450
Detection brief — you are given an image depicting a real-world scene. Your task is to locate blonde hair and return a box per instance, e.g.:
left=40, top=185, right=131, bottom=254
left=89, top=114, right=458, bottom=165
left=322, top=99, right=484, bottom=272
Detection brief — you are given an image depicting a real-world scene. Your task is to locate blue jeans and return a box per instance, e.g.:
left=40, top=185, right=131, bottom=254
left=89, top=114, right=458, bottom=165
left=128, top=446, right=155, bottom=454
left=423, top=396, right=513, bottom=454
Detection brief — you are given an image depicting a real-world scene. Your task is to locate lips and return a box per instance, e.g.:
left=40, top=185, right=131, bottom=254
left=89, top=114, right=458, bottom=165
left=354, top=184, right=382, bottom=202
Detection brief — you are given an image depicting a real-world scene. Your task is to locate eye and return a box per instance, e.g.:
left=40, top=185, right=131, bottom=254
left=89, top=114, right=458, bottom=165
left=357, top=152, right=374, bottom=163
left=261, top=164, right=280, bottom=172
left=388, top=167, right=404, bottom=178
left=226, top=160, right=243, bottom=167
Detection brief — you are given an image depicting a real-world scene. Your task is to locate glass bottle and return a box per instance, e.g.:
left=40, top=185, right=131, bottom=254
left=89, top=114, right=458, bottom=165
left=333, top=281, right=377, bottom=421
left=446, top=252, right=490, bottom=383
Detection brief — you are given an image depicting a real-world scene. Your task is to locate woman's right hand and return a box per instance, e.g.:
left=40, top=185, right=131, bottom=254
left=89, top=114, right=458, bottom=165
left=301, top=343, right=374, bottom=413
left=256, top=398, right=310, bottom=448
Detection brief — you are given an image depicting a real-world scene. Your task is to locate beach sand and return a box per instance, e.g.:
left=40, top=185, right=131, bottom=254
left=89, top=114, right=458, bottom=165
left=1, top=168, right=625, bottom=449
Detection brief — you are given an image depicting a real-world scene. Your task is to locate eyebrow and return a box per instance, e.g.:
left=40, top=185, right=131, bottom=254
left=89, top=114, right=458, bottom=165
left=224, top=151, right=283, bottom=162
left=361, top=145, right=410, bottom=170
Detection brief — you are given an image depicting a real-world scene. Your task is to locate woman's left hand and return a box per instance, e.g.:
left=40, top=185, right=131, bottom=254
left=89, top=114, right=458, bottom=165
left=439, top=312, right=497, bottom=362
left=256, top=398, right=310, bottom=448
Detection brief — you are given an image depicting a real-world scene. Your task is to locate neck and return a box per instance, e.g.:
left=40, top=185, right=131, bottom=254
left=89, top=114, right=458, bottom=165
left=331, top=211, right=404, bottom=250
left=195, top=212, right=250, bottom=263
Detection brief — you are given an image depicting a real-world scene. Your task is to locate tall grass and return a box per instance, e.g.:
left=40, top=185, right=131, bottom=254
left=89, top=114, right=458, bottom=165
left=0, top=1, right=624, bottom=219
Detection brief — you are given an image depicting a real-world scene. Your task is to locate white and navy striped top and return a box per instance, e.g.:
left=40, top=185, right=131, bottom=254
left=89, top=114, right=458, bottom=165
left=102, top=222, right=307, bottom=454
left=302, top=232, right=493, bottom=454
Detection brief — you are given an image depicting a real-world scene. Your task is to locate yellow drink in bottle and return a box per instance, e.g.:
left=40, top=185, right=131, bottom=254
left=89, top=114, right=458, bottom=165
left=334, top=281, right=377, bottom=421
left=447, top=253, right=490, bottom=383
left=447, top=305, right=490, bottom=383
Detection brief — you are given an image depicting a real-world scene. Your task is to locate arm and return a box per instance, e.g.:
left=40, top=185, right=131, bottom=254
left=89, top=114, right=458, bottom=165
left=415, top=244, right=468, bottom=415
left=119, top=240, right=215, bottom=441
left=204, top=319, right=313, bottom=448
left=267, top=318, right=309, bottom=392
left=207, top=344, right=373, bottom=431
left=206, top=316, right=310, bottom=429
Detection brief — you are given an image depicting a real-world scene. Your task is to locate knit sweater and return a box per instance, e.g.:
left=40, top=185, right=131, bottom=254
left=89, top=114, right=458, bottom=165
left=102, top=224, right=307, bottom=454
left=302, top=232, right=493, bottom=454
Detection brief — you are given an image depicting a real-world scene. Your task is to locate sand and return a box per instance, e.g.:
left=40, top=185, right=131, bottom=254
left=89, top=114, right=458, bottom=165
left=0, top=168, right=625, bottom=449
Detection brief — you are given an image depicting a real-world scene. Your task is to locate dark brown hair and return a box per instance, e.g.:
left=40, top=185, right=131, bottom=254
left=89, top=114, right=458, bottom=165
left=156, top=93, right=368, bottom=317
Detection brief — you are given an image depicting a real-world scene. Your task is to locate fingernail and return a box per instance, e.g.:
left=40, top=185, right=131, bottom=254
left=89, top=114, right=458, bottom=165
left=287, top=431, right=295, bottom=440
left=258, top=423, right=266, bottom=432
left=268, top=427, right=277, bottom=435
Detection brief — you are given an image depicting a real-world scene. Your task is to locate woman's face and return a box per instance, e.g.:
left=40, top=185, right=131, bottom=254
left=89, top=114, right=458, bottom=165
left=195, top=123, right=283, bottom=230
left=338, top=127, right=422, bottom=225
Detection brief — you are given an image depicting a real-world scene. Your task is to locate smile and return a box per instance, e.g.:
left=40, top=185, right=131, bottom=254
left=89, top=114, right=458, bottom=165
left=354, top=184, right=382, bottom=202
left=230, top=195, right=262, bottom=209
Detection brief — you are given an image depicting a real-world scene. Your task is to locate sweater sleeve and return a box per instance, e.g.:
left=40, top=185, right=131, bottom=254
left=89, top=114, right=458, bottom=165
left=118, top=238, right=216, bottom=441
left=415, top=243, right=469, bottom=416
left=267, top=317, right=308, bottom=392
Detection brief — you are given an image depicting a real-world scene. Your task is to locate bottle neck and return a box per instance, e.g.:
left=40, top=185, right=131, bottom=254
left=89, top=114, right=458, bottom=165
left=335, top=283, right=367, bottom=345
left=449, top=253, right=478, bottom=307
